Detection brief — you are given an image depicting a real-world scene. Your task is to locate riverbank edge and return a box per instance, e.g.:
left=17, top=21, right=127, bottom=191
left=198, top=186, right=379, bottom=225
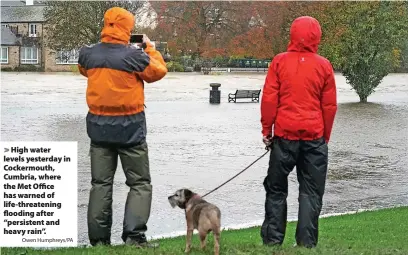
left=149, top=206, right=376, bottom=241
left=1, top=70, right=408, bottom=75
left=1, top=205, right=408, bottom=255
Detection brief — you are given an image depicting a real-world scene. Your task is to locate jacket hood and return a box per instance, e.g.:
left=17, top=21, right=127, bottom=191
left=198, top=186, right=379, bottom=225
left=101, top=7, right=135, bottom=44
left=287, top=16, right=321, bottom=53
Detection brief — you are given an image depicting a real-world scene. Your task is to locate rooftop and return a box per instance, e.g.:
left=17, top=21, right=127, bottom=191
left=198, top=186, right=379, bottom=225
left=1, top=26, right=20, bottom=45
left=1, top=5, right=46, bottom=23
left=1, top=1, right=45, bottom=7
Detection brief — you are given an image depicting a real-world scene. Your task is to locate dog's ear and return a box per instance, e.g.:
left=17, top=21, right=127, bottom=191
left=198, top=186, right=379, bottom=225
left=183, top=189, right=194, bottom=202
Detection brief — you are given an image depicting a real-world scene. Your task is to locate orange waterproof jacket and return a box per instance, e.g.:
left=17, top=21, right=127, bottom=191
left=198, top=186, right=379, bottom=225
left=78, top=7, right=167, bottom=145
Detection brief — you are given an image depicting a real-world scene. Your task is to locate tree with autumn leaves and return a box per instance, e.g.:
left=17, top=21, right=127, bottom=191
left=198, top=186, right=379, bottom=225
left=151, top=1, right=408, bottom=102
left=42, top=1, right=408, bottom=102
left=149, top=1, right=256, bottom=59
left=150, top=1, right=326, bottom=59
left=317, top=1, right=408, bottom=102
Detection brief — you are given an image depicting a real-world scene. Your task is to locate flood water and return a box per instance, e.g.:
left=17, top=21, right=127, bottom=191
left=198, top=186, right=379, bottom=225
left=1, top=72, right=408, bottom=245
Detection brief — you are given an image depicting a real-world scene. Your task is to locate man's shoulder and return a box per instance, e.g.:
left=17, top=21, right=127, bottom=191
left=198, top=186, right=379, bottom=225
left=127, top=44, right=148, bottom=54
left=314, top=54, right=333, bottom=67
left=81, top=42, right=100, bottom=50
left=298, top=52, right=334, bottom=72
left=272, top=52, right=287, bottom=61
left=126, top=45, right=150, bottom=62
left=78, top=43, right=105, bottom=65
left=79, top=42, right=100, bottom=55
left=118, top=45, right=150, bottom=71
left=267, top=53, right=287, bottom=68
left=278, top=51, right=332, bottom=63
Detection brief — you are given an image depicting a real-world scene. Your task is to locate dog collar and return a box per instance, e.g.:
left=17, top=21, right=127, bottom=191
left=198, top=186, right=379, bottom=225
left=192, top=194, right=201, bottom=200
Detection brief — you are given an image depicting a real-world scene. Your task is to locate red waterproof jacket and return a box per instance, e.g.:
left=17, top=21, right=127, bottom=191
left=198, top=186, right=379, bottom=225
left=261, top=16, right=337, bottom=143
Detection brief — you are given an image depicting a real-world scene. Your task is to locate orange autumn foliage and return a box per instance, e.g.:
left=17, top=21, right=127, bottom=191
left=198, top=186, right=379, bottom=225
left=228, top=27, right=274, bottom=59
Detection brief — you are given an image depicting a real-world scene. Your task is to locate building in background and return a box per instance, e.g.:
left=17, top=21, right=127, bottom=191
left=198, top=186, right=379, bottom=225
left=0, top=1, right=80, bottom=71
left=1, top=1, right=45, bottom=70
left=0, top=1, right=166, bottom=72
left=0, top=1, right=77, bottom=71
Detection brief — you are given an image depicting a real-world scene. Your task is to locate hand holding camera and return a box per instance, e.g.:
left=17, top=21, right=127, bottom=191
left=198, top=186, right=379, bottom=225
left=142, top=34, right=151, bottom=45
left=130, top=34, right=153, bottom=49
left=129, top=33, right=171, bottom=62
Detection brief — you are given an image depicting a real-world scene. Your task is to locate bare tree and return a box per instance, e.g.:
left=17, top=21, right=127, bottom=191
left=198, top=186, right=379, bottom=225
left=43, top=0, right=147, bottom=56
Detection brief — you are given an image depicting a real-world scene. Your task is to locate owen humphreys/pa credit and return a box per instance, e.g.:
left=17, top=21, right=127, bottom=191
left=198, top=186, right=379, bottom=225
left=21, top=237, right=74, bottom=243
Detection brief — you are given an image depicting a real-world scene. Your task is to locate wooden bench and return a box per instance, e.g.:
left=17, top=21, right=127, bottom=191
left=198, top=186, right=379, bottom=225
left=228, top=89, right=261, bottom=103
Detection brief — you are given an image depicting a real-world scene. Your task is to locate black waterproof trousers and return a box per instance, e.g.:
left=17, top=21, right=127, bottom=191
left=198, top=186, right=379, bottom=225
left=261, top=136, right=328, bottom=248
left=87, top=141, right=152, bottom=246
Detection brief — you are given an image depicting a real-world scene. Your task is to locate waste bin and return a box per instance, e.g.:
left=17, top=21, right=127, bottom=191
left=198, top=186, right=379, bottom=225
left=209, top=83, right=221, bottom=104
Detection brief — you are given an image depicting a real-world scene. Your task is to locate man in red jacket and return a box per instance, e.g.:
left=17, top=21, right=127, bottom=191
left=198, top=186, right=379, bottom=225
left=260, top=16, right=337, bottom=248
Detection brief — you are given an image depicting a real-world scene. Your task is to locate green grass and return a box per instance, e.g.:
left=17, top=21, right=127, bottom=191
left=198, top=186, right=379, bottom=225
left=2, top=206, right=408, bottom=255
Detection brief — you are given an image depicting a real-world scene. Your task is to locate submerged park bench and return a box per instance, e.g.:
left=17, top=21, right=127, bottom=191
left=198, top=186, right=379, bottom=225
left=228, top=89, right=261, bottom=103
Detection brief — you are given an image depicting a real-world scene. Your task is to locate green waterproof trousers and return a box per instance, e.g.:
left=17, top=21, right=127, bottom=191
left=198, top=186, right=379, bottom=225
left=87, top=141, right=152, bottom=246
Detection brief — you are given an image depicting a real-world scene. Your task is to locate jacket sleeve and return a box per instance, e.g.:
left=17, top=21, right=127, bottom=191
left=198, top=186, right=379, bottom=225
left=77, top=64, right=87, bottom=77
left=136, top=42, right=168, bottom=83
left=260, top=56, right=280, bottom=137
left=321, top=63, right=338, bottom=143
left=77, top=47, right=87, bottom=77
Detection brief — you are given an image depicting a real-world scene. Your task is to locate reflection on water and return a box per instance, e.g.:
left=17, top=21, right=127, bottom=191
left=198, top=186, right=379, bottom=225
left=1, top=72, right=408, bottom=245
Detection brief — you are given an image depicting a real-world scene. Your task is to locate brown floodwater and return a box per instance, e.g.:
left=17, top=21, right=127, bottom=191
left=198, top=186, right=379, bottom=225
left=1, top=72, right=407, bottom=245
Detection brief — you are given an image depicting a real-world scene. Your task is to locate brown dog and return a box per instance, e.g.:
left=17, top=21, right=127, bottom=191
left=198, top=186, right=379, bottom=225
left=168, top=188, right=221, bottom=254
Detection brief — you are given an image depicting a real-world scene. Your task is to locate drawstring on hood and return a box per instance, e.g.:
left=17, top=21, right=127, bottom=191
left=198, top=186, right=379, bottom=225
left=101, top=7, right=135, bottom=44
left=287, top=16, right=322, bottom=53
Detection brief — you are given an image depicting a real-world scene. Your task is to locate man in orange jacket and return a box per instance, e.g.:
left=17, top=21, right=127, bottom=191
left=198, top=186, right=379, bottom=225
left=78, top=7, right=167, bottom=247
left=260, top=16, right=337, bottom=248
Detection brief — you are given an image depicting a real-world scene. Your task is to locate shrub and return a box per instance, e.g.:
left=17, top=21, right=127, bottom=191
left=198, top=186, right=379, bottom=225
left=166, top=61, right=184, bottom=72
left=1, top=67, right=14, bottom=71
left=14, top=65, right=44, bottom=72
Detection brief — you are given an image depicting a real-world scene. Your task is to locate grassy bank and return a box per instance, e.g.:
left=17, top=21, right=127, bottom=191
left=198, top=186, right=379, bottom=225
left=2, top=206, right=408, bottom=255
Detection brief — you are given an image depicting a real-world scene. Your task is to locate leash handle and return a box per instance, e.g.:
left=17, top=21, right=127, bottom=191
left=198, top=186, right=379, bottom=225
left=201, top=150, right=270, bottom=198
